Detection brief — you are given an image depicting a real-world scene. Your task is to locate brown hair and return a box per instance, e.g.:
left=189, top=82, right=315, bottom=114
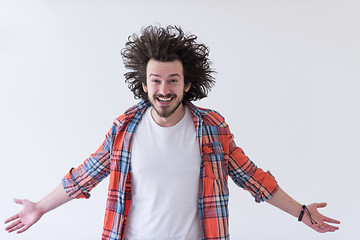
left=121, top=25, right=216, bottom=101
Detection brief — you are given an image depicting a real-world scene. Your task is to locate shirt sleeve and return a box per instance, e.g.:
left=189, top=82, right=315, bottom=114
left=227, top=129, right=279, bottom=202
left=61, top=125, right=115, bottom=199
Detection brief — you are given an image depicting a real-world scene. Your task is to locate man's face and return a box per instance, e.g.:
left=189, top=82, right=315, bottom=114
left=143, top=59, right=190, bottom=120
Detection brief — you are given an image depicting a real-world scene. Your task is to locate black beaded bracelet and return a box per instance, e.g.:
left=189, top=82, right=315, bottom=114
left=298, top=205, right=317, bottom=224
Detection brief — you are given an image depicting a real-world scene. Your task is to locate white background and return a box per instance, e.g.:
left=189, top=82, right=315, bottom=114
left=1, top=0, right=359, bottom=239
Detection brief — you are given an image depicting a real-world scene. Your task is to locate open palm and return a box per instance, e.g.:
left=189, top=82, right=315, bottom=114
left=302, top=203, right=340, bottom=233
left=5, top=198, right=44, bottom=234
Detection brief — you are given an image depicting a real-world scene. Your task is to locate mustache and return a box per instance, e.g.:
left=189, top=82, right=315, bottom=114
left=154, top=94, right=177, bottom=98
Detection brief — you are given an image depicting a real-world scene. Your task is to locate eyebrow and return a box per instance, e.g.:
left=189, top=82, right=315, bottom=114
left=149, top=73, right=180, bottom=78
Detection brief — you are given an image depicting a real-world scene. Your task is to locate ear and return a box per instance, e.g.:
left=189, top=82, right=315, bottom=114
left=184, top=83, right=191, bottom=93
left=142, top=83, right=148, bottom=92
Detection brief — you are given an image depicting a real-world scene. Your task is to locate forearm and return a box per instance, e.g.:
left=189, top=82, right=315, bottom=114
left=266, top=187, right=302, bottom=218
left=36, top=183, right=72, bottom=215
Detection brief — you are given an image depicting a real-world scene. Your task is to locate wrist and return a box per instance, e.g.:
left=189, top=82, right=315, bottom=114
left=35, top=199, right=48, bottom=216
left=298, top=205, right=306, bottom=222
left=298, top=204, right=317, bottom=225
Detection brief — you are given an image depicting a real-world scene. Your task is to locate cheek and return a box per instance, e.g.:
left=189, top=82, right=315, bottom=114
left=146, top=87, right=157, bottom=96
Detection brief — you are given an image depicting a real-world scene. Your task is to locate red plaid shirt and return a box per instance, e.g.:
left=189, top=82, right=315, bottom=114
left=62, top=100, right=278, bottom=240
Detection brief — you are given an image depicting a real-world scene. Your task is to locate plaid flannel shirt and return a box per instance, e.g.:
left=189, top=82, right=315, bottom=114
left=62, top=100, right=279, bottom=240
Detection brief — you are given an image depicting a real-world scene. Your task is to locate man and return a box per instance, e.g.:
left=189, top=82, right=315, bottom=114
left=5, top=25, right=340, bottom=240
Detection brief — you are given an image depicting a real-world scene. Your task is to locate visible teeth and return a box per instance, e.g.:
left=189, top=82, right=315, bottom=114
left=157, top=97, right=172, bottom=102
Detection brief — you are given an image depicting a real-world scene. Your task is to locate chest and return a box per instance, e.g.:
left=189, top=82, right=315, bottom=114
left=130, top=108, right=201, bottom=179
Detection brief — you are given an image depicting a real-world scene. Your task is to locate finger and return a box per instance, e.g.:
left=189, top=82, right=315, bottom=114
left=316, top=227, right=327, bottom=234
left=323, top=216, right=341, bottom=224
left=13, top=198, right=24, bottom=205
left=314, top=225, right=327, bottom=234
left=320, top=222, right=339, bottom=232
left=5, top=219, right=21, bottom=231
left=4, top=214, right=19, bottom=224
left=316, top=202, right=327, bottom=208
left=17, top=224, right=31, bottom=234
left=5, top=219, right=22, bottom=232
left=314, top=224, right=330, bottom=234
left=9, top=223, right=25, bottom=233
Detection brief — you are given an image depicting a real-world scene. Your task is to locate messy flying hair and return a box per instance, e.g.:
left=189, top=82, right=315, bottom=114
left=121, top=25, right=216, bottom=101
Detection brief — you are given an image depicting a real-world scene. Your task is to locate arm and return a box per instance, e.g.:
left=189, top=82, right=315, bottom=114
left=5, top=123, right=117, bottom=234
left=5, top=183, right=71, bottom=234
left=224, top=123, right=340, bottom=233
left=266, top=187, right=340, bottom=233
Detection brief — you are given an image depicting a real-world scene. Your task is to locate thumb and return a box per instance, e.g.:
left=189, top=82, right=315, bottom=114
left=13, top=198, right=24, bottom=205
left=316, top=202, right=327, bottom=208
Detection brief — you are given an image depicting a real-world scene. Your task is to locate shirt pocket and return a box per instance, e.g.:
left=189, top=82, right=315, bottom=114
left=202, top=143, right=227, bottom=180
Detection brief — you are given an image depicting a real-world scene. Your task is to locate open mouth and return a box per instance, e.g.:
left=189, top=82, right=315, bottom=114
left=155, top=96, right=175, bottom=104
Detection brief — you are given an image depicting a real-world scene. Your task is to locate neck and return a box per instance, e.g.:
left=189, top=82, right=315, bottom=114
left=151, top=104, right=186, bottom=127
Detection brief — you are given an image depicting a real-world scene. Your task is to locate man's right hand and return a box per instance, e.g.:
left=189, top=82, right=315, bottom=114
left=5, top=183, right=72, bottom=234
left=5, top=198, right=44, bottom=234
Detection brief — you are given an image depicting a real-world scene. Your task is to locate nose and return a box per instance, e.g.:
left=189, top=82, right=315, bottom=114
left=158, top=82, right=171, bottom=96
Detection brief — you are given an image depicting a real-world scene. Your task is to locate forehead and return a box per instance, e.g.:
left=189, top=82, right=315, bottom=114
left=146, top=59, right=183, bottom=77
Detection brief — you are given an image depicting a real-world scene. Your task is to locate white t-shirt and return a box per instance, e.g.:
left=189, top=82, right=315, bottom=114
left=123, top=106, right=202, bottom=240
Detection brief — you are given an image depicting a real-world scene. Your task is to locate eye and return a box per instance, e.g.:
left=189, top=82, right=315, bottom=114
left=152, top=79, right=160, bottom=84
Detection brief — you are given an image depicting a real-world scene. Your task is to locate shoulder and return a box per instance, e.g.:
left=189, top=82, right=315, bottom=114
left=113, top=100, right=150, bottom=127
left=113, top=114, right=126, bottom=127
left=191, top=104, right=228, bottom=128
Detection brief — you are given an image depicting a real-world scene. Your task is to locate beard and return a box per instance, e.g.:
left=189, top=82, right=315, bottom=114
left=148, top=93, right=184, bottom=118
